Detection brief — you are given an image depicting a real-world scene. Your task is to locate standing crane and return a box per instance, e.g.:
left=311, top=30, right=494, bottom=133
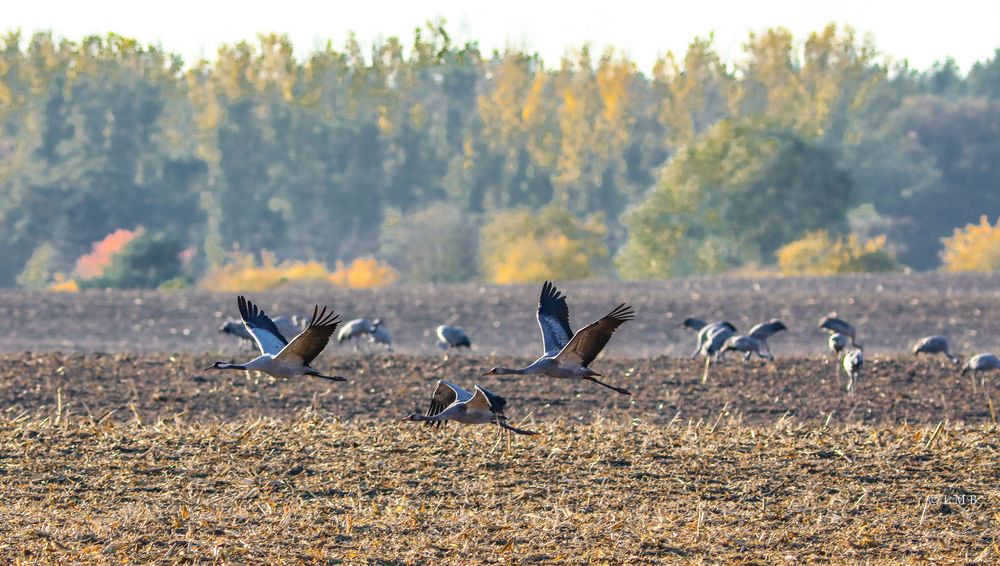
left=719, top=319, right=788, bottom=362
left=367, top=319, right=393, bottom=352
left=912, top=335, right=959, bottom=363
left=828, top=333, right=849, bottom=357
left=719, top=335, right=773, bottom=361
left=747, top=319, right=787, bottom=357
left=337, top=318, right=392, bottom=352
left=819, top=315, right=859, bottom=346
left=841, top=347, right=864, bottom=397
left=961, top=353, right=1000, bottom=391
left=683, top=318, right=737, bottom=358
left=684, top=320, right=736, bottom=383
left=436, top=325, right=472, bottom=349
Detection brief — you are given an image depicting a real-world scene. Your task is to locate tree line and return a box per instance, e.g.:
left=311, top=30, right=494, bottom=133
left=1, top=23, right=998, bottom=287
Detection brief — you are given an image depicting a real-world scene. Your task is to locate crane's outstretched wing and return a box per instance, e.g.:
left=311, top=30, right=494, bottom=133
left=425, top=381, right=468, bottom=427
left=555, top=303, right=634, bottom=366
left=465, top=386, right=495, bottom=414
left=274, top=304, right=340, bottom=365
left=238, top=296, right=289, bottom=355
left=537, top=281, right=573, bottom=356
left=749, top=320, right=786, bottom=341
left=475, top=385, right=508, bottom=415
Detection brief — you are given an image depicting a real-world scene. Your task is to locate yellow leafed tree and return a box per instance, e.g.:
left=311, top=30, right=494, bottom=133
left=940, top=216, right=1000, bottom=272
left=481, top=205, right=608, bottom=284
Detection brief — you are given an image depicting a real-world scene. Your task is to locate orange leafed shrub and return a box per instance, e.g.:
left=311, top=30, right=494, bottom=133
left=73, top=229, right=140, bottom=279
left=200, top=252, right=397, bottom=292
left=940, top=215, right=1000, bottom=272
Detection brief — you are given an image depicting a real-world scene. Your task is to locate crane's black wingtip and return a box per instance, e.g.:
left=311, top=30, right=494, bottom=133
left=307, top=305, right=340, bottom=328
left=607, top=302, right=636, bottom=323
left=540, top=280, right=562, bottom=301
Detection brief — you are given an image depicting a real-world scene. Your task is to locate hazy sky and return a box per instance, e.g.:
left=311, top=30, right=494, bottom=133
left=6, top=0, right=999, bottom=72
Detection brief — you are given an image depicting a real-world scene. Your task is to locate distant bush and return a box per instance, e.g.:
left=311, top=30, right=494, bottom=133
left=380, top=203, right=479, bottom=283
left=73, top=229, right=140, bottom=280
left=777, top=230, right=900, bottom=275
left=328, top=257, right=399, bottom=289
left=200, top=252, right=327, bottom=291
left=940, top=215, right=1000, bottom=272
left=480, top=205, right=608, bottom=284
left=16, top=244, right=57, bottom=288
left=200, top=252, right=397, bottom=292
left=87, top=232, right=185, bottom=289
left=47, top=274, right=79, bottom=293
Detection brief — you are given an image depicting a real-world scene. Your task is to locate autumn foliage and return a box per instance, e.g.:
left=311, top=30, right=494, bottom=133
left=939, top=215, right=1000, bottom=272
left=776, top=231, right=900, bottom=275
left=328, top=257, right=400, bottom=289
left=73, top=229, right=141, bottom=280
left=47, top=274, right=80, bottom=293
left=199, top=252, right=397, bottom=292
left=480, top=205, right=608, bottom=284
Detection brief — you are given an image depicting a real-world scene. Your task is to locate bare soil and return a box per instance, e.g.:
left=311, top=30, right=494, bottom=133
left=2, top=271, right=1000, bottom=356
left=0, top=352, right=996, bottom=427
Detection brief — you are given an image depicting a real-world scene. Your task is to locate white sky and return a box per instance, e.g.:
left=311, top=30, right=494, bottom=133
left=5, top=0, right=999, bottom=73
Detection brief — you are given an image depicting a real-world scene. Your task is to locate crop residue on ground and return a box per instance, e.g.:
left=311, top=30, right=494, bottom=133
left=1, top=417, right=996, bottom=562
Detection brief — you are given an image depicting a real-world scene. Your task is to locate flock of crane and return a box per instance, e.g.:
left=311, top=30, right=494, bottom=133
left=206, top=281, right=1000, bottom=439
left=208, top=282, right=633, bottom=438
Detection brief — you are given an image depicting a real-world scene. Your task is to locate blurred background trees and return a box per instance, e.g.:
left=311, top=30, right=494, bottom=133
left=0, top=23, right=998, bottom=288
left=479, top=204, right=608, bottom=284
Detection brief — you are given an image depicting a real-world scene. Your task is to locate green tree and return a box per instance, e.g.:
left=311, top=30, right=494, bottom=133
left=616, top=120, right=852, bottom=278
left=379, top=202, right=479, bottom=282
left=846, top=95, right=1000, bottom=268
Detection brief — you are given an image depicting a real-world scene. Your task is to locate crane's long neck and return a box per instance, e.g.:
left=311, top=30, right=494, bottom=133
left=218, top=363, right=248, bottom=371
left=494, top=367, right=528, bottom=376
